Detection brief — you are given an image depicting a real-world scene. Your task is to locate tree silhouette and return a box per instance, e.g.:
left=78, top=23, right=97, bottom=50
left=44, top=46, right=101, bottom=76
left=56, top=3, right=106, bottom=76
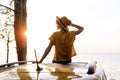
left=0, top=0, right=27, bottom=64
left=14, top=0, right=27, bottom=64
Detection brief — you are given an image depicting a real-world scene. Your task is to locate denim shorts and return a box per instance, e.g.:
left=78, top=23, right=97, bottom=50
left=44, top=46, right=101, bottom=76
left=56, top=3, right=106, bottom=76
left=52, top=59, right=71, bottom=64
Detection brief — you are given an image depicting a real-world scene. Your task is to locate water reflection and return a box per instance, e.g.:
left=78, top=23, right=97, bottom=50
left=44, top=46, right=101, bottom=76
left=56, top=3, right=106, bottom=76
left=17, top=67, right=41, bottom=80
left=47, top=67, right=81, bottom=80
left=16, top=65, right=81, bottom=80
left=17, top=68, right=32, bottom=80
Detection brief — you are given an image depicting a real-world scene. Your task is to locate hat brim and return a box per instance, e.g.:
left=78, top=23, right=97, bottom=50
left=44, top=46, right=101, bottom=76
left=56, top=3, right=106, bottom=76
left=56, top=16, right=68, bottom=31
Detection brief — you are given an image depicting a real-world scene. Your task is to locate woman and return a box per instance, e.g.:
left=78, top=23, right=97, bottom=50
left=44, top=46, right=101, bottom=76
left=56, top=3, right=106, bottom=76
left=39, top=16, right=84, bottom=64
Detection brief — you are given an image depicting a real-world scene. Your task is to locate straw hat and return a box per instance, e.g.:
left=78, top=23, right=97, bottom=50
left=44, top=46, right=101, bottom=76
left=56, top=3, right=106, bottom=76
left=56, top=16, right=71, bottom=31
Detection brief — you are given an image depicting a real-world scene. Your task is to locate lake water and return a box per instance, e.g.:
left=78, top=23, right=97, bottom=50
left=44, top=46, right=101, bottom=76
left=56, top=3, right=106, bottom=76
left=0, top=51, right=120, bottom=80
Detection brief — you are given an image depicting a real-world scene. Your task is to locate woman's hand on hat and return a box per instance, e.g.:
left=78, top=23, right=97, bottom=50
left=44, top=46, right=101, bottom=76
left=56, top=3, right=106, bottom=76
left=69, top=20, right=72, bottom=26
left=70, top=22, right=74, bottom=27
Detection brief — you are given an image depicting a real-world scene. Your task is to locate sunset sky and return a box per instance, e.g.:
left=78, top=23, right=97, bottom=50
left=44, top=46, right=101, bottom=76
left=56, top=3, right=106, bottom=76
left=27, top=0, right=120, bottom=54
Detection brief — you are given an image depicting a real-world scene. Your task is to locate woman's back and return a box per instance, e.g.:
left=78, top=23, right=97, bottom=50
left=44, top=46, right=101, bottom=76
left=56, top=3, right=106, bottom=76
left=49, top=31, right=76, bottom=61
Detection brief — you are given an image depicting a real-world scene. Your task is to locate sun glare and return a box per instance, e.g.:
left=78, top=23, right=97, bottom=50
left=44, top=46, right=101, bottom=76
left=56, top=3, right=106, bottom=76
left=26, top=29, right=38, bottom=60
left=27, top=30, right=37, bottom=49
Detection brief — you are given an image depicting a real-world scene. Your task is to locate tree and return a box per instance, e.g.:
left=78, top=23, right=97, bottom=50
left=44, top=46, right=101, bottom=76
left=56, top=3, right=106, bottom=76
left=0, top=18, right=14, bottom=63
left=0, top=0, right=15, bottom=63
left=14, top=0, right=27, bottom=63
left=0, top=0, right=27, bottom=64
